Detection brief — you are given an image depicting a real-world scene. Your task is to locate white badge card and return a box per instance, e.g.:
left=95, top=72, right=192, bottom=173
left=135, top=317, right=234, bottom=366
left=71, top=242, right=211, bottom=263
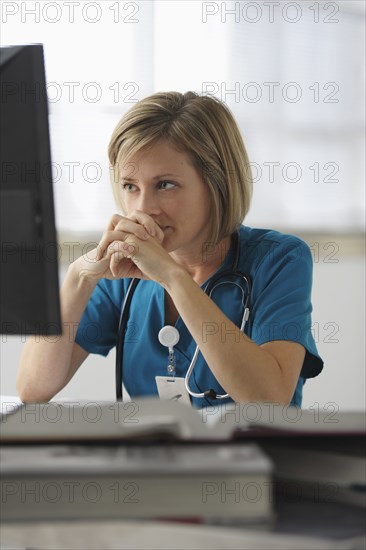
left=155, top=376, right=192, bottom=406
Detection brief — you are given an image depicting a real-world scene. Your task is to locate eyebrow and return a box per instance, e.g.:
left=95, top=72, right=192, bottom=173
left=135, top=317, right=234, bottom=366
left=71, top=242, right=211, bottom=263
left=122, top=173, right=181, bottom=182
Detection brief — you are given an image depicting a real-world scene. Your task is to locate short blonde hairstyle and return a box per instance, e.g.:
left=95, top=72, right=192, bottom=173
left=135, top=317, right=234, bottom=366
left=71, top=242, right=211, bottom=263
left=108, top=91, right=252, bottom=244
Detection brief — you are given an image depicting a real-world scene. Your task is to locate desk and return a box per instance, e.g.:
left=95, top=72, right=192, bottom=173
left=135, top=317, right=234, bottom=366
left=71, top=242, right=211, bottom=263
left=0, top=519, right=349, bottom=550
left=1, top=500, right=365, bottom=550
left=1, top=398, right=365, bottom=549
left=1, top=443, right=365, bottom=550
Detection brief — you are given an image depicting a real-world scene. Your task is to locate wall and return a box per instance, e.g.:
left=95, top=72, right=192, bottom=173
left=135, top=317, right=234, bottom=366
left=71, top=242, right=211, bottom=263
left=1, top=234, right=364, bottom=411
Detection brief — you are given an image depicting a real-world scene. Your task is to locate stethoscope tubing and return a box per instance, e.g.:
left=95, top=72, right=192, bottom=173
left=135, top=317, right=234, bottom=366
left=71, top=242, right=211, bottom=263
left=184, top=272, right=251, bottom=400
left=115, top=277, right=140, bottom=400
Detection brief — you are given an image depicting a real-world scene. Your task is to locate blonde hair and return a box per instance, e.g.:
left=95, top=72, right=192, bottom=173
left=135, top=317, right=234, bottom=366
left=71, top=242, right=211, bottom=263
left=108, top=91, right=252, bottom=244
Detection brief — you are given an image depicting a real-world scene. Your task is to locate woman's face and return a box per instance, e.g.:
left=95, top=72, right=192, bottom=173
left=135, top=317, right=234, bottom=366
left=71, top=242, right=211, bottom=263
left=119, top=140, right=213, bottom=257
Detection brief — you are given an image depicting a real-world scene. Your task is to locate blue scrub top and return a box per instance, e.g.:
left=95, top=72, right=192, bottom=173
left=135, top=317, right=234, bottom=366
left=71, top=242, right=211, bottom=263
left=75, top=226, right=323, bottom=408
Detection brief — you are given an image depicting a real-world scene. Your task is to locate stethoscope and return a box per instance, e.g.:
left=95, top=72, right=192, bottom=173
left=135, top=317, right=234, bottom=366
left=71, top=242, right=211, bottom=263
left=115, top=230, right=252, bottom=402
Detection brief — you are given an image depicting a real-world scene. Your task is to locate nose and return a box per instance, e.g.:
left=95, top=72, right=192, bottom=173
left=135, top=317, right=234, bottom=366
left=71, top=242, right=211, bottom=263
left=135, top=188, right=161, bottom=217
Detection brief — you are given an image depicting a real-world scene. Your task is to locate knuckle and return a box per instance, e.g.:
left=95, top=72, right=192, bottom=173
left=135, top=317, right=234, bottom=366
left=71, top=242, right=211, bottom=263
left=130, top=209, right=143, bottom=220
left=107, top=213, right=121, bottom=228
left=114, top=221, right=123, bottom=232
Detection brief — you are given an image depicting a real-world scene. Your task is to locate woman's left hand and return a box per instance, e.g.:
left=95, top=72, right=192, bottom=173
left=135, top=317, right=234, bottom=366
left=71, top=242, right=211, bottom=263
left=109, top=231, right=182, bottom=285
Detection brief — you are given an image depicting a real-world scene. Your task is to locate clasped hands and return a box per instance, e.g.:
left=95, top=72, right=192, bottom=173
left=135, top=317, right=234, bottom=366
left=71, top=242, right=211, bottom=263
left=95, top=211, right=178, bottom=284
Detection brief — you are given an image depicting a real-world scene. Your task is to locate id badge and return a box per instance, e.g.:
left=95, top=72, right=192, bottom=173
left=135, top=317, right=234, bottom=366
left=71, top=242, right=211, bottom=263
left=155, top=376, right=192, bottom=406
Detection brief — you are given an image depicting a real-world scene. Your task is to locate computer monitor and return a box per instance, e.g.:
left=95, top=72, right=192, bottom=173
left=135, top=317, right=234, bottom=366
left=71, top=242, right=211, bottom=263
left=0, top=44, right=61, bottom=335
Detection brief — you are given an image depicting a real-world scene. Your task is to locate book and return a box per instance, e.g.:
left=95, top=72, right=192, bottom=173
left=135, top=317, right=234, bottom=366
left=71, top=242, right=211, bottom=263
left=0, top=397, right=365, bottom=443
left=0, top=442, right=274, bottom=524
left=259, top=442, right=366, bottom=508
left=1, top=397, right=365, bottom=523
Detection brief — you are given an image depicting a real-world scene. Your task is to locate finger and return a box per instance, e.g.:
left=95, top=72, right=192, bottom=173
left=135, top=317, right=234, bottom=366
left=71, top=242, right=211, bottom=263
left=96, top=229, right=139, bottom=261
left=113, top=218, right=151, bottom=241
left=109, top=242, right=139, bottom=277
left=108, top=212, right=164, bottom=243
left=97, top=232, right=124, bottom=262
left=109, top=240, right=134, bottom=277
left=106, top=240, right=126, bottom=260
left=106, top=214, right=151, bottom=240
left=121, top=240, right=139, bottom=260
left=153, top=224, right=165, bottom=244
left=128, top=211, right=165, bottom=243
left=109, top=249, right=125, bottom=278
left=106, top=213, right=123, bottom=231
left=121, top=260, right=149, bottom=281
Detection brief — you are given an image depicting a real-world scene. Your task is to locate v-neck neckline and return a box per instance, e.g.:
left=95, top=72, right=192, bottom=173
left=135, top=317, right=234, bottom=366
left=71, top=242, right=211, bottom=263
left=161, top=233, right=237, bottom=329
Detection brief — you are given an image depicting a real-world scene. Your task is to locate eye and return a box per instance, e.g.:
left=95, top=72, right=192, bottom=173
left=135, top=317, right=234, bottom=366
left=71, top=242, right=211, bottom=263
left=122, top=183, right=138, bottom=193
left=159, top=180, right=175, bottom=190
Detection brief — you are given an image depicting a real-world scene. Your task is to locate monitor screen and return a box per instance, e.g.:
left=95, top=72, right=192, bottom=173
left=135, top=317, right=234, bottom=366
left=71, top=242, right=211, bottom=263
left=0, top=44, right=61, bottom=335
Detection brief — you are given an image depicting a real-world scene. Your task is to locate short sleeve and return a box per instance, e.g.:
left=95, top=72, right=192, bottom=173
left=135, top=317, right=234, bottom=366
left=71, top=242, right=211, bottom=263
left=249, top=235, right=323, bottom=379
left=74, top=278, right=123, bottom=357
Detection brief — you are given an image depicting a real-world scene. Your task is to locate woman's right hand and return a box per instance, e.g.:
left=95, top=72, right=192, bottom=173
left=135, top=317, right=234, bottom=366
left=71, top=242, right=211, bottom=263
left=73, top=212, right=165, bottom=284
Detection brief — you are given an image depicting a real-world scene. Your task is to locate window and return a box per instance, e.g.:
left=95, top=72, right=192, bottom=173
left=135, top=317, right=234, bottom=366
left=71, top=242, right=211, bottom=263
left=2, top=0, right=364, bottom=233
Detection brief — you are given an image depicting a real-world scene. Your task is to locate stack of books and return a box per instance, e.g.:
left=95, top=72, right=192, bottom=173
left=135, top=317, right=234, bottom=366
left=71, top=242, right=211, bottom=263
left=1, top=398, right=365, bottom=524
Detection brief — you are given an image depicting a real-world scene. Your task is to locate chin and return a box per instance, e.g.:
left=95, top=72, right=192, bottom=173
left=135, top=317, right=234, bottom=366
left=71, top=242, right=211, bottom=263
left=161, top=233, right=177, bottom=254
left=162, top=238, right=175, bottom=253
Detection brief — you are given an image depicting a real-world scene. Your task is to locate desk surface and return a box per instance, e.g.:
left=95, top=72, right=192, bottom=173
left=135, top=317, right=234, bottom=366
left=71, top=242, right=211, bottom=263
left=2, top=471, right=366, bottom=550
left=1, top=515, right=365, bottom=550
left=1, top=397, right=365, bottom=549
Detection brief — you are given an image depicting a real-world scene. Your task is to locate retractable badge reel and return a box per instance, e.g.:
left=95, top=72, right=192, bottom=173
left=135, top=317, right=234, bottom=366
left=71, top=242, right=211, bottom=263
left=155, top=326, right=191, bottom=405
left=158, top=325, right=180, bottom=376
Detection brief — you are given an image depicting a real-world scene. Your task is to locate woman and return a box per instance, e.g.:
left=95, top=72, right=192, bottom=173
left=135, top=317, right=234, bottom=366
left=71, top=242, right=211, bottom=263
left=17, top=91, right=323, bottom=407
